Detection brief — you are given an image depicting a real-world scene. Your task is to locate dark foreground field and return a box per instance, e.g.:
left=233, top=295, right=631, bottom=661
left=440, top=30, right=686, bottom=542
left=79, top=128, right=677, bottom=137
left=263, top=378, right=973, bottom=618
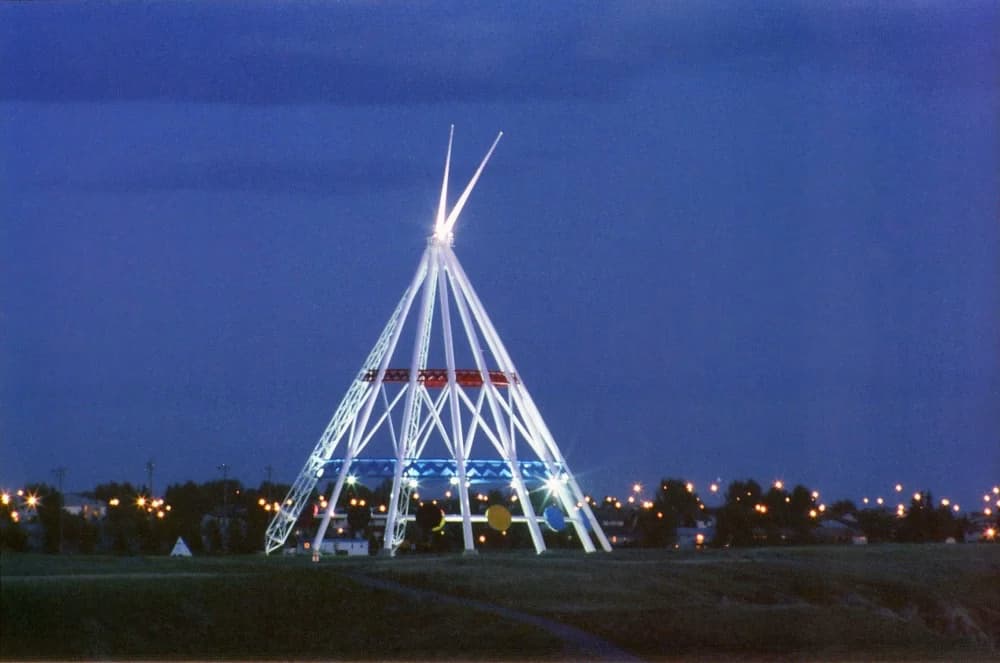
left=2, top=545, right=998, bottom=661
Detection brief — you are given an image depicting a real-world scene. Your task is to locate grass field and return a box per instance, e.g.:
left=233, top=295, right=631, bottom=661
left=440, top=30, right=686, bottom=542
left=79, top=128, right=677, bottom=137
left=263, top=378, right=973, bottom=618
left=2, top=545, right=998, bottom=661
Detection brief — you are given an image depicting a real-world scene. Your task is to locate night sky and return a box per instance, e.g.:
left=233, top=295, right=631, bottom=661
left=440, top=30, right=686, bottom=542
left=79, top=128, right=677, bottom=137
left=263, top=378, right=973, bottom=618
left=2, top=2, right=997, bottom=510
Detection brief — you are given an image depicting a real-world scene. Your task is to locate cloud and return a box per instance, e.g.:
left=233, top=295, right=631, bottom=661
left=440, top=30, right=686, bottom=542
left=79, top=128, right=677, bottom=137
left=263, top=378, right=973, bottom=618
left=2, top=2, right=995, bottom=106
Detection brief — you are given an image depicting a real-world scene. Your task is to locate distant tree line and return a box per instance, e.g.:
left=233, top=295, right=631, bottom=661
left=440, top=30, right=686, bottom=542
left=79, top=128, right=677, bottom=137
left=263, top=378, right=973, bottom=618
left=608, top=478, right=977, bottom=548
left=0, top=475, right=992, bottom=554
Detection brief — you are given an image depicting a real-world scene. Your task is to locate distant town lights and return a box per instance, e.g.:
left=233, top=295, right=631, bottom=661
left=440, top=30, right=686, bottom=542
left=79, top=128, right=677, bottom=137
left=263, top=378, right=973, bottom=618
left=895, top=483, right=903, bottom=492
left=632, top=483, right=642, bottom=494
left=773, top=480, right=784, bottom=490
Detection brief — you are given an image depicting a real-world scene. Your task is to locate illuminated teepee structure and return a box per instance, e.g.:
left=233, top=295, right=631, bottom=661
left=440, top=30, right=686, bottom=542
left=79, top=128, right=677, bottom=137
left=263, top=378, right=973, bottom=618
left=264, top=128, right=611, bottom=556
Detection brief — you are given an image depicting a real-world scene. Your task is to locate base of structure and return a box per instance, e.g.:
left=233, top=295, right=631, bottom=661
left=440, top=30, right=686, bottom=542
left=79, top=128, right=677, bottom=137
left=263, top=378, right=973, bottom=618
left=377, top=548, right=395, bottom=558
left=461, top=549, right=479, bottom=556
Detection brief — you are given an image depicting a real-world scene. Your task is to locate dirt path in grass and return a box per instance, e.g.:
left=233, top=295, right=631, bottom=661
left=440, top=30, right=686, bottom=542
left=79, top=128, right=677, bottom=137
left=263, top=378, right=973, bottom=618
left=345, top=572, right=642, bottom=662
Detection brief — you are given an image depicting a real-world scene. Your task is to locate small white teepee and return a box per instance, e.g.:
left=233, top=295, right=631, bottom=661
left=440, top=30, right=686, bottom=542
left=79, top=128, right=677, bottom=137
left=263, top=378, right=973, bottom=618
left=170, top=536, right=192, bottom=557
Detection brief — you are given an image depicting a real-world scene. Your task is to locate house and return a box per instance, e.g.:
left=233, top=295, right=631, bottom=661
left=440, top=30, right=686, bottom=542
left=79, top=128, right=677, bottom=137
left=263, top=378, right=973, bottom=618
left=815, top=518, right=865, bottom=544
left=319, top=538, right=369, bottom=556
left=61, top=493, right=106, bottom=520
left=676, top=517, right=715, bottom=549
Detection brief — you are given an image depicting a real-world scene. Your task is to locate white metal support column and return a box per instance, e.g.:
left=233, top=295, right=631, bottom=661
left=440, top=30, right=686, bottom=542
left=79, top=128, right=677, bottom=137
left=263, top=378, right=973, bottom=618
left=382, top=249, right=439, bottom=555
left=438, top=262, right=476, bottom=552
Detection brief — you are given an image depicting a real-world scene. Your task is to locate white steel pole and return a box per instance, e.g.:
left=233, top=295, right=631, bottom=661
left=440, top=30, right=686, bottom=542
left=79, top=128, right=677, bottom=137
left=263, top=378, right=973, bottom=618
left=445, top=247, right=610, bottom=551
left=382, top=248, right=440, bottom=555
left=437, top=264, right=476, bottom=552
left=444, top=261, right=547, bottom=554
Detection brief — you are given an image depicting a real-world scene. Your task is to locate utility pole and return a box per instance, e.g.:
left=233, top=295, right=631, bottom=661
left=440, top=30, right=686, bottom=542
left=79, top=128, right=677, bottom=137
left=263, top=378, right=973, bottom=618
left=217, top=464, right=230, bottom=513
left=51, top=467, right=66, bottom=554
left=217, top=463, right=230, bottom=554
left=145, top=459, right=155, bottom=498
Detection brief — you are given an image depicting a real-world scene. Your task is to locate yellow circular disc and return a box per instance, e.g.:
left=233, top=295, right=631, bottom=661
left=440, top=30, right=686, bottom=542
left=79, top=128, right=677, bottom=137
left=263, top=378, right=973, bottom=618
left=432, top=512, right=446, bottom=532
left=485, top=504, right=512, bottom=532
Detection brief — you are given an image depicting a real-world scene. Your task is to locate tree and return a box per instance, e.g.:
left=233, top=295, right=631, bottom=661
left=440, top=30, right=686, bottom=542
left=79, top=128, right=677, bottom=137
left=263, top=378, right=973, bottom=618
left=23, top=483, right=63, bottom=553
left=897, top=491, right=961, bottom=543
left=713, top=480, right=762, bottom=547
left=0, top=494, right=27, bottom=551
left=634, top=478, right=702, bottom=547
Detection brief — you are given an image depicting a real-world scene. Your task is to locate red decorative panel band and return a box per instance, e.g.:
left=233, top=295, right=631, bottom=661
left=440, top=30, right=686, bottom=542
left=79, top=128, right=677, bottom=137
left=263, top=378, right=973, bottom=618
left=361, top=368, right=517, bottom=388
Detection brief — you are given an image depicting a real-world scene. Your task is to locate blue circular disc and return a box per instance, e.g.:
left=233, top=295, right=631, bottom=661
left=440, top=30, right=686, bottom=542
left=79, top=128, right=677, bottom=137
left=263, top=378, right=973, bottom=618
left=543, top=505, right=566, bottom=532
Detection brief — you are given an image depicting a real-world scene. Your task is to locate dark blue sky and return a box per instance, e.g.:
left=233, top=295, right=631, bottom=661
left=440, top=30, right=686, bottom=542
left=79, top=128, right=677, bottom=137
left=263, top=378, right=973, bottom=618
left=2, top=2, right=997, bottom=509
